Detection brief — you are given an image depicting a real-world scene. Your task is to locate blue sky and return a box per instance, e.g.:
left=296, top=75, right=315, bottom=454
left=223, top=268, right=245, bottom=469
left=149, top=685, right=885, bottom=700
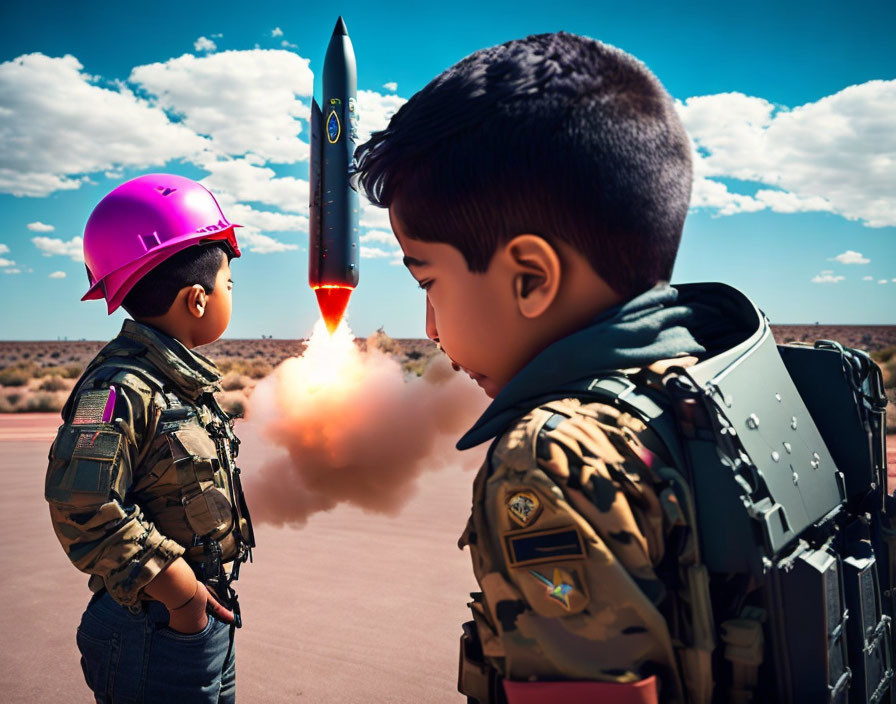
left=1, top=0, right=893, bottom=340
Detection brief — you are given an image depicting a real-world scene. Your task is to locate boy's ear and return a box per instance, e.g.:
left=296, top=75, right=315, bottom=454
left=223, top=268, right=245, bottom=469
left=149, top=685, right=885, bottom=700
left=504, top=234, right=561, bottom=319
left=185, top=284, right=208, bottom=319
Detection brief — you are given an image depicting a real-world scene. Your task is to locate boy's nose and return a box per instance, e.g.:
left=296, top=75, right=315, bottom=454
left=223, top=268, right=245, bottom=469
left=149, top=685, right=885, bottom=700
left=425, top=297, right=439, bottom=343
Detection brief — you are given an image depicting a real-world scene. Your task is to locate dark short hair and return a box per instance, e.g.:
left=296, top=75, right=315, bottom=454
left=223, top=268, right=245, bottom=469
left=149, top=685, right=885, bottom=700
left=122, top=243, right=229, bottom=318
left=355, top=32, right=692, bottom=297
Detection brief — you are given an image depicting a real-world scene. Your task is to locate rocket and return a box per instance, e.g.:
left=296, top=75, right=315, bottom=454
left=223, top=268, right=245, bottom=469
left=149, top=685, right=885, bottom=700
left=309, top=16, right=360, bottom=334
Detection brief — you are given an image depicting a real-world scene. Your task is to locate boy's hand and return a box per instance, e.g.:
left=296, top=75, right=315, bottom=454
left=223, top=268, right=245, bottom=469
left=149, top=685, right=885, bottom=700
left=145, top=557, right=235, bottom=634
left=167, top=582, right=235, bottom=634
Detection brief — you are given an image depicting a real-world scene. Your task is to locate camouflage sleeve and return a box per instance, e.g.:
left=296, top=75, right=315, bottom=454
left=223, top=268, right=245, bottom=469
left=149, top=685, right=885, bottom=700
left=45, top=373, right=184, bottom=607
left=468, top=398, right=685, bottom=700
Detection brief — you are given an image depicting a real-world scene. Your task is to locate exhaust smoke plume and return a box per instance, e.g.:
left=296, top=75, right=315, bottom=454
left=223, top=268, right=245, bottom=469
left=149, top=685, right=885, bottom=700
left=243, top=319, right=488, bottom=527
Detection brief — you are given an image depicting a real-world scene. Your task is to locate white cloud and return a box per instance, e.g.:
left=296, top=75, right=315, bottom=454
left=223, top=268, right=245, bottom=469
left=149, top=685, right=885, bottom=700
left=0, top=53, right=208, bottom=197
left=879, top=279, right=888, bottom=284
left=382, top=81, right=397, bottom=92
left=811, top=272, right=845, bottom=284
left=32, top=235, right=84, bottom=262
left=0, top=257, right=15, bottom=267
left=281, top=40, right=298, bottom=49
left=26, top=221, right=54, bottom=232
left=239, top=231, right=299, bottom=254
left=892, top=278, right=896, bottom=283
left=199, top=157, right=309, bottom=213
left=829, top=250, right=870, bottom=265
left=360, top=200, right=392, bottom=230
left=194, top=36, right=217, bottom=53
left=361, top=246, right=394, bottom=259
left=863, top=276, right=874, bottom=281
left=49, top=270, right=66, bottom=278
left=356, top=89, right=406, bottom=144
left=0, top=244, right=8, bottom=254
left=678, top=80, right=896, bottom=226
left=3, top=268, right=22, bottom=275
left=360, top=229, right=395, bottom=245
left=271, top=27, right=283, bottom=37
left=130, top=49, right=313, bottom=163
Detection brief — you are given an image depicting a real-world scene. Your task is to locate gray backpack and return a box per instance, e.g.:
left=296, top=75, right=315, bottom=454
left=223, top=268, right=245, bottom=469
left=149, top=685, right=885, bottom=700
left=559, top=290, right=894, bottom=703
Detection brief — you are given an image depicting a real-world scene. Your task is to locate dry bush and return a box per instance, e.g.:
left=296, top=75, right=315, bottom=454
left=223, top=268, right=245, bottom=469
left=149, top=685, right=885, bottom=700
left=36, top=363, right=83, bottom=379
left=3, top=391, right=24, bottom=407
left=38, top=376, right=70, bottom=392
left=216, top=391, right=248, bottom=417
left=368, top=328, right=402, bottom=355
left=242, top=360, right=272, bottom=379
left=221, top=372, right=250, bottom=391
left=23, top=391, right=66, bottom=413
left=0, top=368, right=30, bottom=387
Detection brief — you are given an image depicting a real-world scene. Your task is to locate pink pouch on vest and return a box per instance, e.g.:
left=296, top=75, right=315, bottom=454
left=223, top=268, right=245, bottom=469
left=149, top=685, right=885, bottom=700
left=503, top=675, right=658, bottom=704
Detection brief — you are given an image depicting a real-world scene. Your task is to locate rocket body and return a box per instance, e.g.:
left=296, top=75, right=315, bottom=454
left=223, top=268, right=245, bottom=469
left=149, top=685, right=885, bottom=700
left=309, top=17, right=359, bottom=333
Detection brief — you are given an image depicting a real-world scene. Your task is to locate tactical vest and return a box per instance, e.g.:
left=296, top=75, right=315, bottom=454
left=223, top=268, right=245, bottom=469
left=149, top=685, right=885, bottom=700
left=555, top=317, right=895, bottom=702
left=53, top=334, right=255, bottom=623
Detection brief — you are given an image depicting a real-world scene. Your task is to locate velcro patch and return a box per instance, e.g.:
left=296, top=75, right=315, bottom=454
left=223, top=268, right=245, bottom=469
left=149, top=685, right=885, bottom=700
left=72, top=390, right=113, bottom=425
left=505, top=527, right=585, bottom=567
left=73, top=430, right=122, bottom=462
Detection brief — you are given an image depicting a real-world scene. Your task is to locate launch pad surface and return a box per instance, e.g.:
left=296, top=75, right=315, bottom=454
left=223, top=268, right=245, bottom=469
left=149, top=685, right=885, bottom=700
left=0, top=414, right=482, bottom=703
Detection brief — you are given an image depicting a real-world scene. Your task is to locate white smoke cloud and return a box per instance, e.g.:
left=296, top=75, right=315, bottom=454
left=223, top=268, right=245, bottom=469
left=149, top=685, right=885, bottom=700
left=244, top=323, right=487, bottom=526
left=26, top=221, right=55, bottom=232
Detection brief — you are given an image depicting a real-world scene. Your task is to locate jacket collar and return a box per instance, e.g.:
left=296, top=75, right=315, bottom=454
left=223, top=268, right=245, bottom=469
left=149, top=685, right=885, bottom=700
left=118, top=319, right=222, bottom=400
left=457, top=282, right=760, bottom=450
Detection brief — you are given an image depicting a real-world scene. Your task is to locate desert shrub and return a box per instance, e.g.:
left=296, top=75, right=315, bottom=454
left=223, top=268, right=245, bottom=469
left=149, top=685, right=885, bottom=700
left=37, top=363, right=83, bottom=379
left=39, top=376, right=69, bottom=392
left=216, top=391, right=247, bottom=417
left=244, top=360, right=272, bottom=379
left=23, top=392, right=66, bottom=413
left=0, top=369, right=29, bottom=387
left=0, top=397, right=15, bottom=413
left=872, top=346, right=894, bottom=364
left=368, top=328, right=401, bottom=355
left=50, top=351, right=61, bottom=359
left=4, top=392, right=23, bottom=406
left=402, top=357, right=429, bottom=377
left=221, top=372, right=249, bottom=391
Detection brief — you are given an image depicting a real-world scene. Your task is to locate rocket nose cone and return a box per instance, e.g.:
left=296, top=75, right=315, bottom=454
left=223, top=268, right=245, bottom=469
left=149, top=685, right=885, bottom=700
left=333, top=16, right=348, bottom=36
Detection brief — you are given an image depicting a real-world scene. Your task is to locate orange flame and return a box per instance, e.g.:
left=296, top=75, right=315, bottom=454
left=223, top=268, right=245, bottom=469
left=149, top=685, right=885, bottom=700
left=313, top=285, right=354, bottom=334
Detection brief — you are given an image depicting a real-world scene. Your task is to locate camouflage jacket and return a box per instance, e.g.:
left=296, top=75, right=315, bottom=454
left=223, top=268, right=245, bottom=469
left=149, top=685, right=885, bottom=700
left=460, top=370, right=695, bottom=703
left=45, top=320, right=251, bottom=607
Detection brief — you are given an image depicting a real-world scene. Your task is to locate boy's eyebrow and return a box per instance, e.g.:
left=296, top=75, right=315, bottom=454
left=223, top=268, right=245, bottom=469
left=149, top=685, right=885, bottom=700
left=402, top=256, right=429, bottom=268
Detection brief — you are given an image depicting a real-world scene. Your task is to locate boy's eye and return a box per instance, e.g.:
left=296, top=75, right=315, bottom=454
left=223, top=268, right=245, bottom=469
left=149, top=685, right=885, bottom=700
left=417, top=280, right=433, bottom=291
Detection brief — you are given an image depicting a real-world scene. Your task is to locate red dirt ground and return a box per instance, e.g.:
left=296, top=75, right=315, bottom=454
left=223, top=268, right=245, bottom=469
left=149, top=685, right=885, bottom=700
left=2, top=416, right=894, bottom=703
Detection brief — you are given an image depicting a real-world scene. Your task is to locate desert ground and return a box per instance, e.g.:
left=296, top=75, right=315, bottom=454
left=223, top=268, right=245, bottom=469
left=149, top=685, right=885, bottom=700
left=0, top=413, right=484, bottom=703
left=2, top=326, right=895, bottom=702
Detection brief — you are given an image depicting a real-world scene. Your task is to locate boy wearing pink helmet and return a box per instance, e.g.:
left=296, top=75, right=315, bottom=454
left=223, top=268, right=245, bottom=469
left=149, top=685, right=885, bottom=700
left=45, top=174, right=255, bottom=703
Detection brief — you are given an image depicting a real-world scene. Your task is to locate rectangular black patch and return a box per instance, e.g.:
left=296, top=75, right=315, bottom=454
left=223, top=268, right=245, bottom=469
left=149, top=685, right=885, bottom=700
left=505, top=528, right=585, bottom=566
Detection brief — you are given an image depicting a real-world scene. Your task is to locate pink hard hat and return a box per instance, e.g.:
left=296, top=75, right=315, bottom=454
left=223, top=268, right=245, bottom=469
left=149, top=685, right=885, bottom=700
left=81, top=173, right=242, bottom=314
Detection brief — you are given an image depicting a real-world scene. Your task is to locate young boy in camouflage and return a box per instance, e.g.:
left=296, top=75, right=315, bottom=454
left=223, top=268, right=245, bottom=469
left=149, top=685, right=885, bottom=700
left=45, top=174, right=254, bottom=703
left=354, top=32, right=759, bottom=704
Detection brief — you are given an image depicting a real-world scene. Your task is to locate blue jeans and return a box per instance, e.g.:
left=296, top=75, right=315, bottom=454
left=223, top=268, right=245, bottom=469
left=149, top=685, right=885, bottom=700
left=76, top=591, right=236, bottom=703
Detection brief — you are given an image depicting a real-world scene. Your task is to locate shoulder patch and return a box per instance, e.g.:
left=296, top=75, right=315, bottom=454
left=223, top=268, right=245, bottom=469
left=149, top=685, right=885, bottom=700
left=72, top=389, right=114, bottom=425
left=506, top=491, right=542, bottom=527
left=504, top=526, right=585, bottom=566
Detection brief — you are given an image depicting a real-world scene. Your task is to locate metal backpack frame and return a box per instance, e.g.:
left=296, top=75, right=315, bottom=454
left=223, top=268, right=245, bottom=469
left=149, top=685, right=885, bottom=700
left=553, top=312, right=894, bottom=703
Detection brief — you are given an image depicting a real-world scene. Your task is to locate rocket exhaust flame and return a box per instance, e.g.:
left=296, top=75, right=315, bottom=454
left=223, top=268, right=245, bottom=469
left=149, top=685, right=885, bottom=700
left=313, top=285, right=354, bottom=334
left=243, top=322, right=488, bottom=527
